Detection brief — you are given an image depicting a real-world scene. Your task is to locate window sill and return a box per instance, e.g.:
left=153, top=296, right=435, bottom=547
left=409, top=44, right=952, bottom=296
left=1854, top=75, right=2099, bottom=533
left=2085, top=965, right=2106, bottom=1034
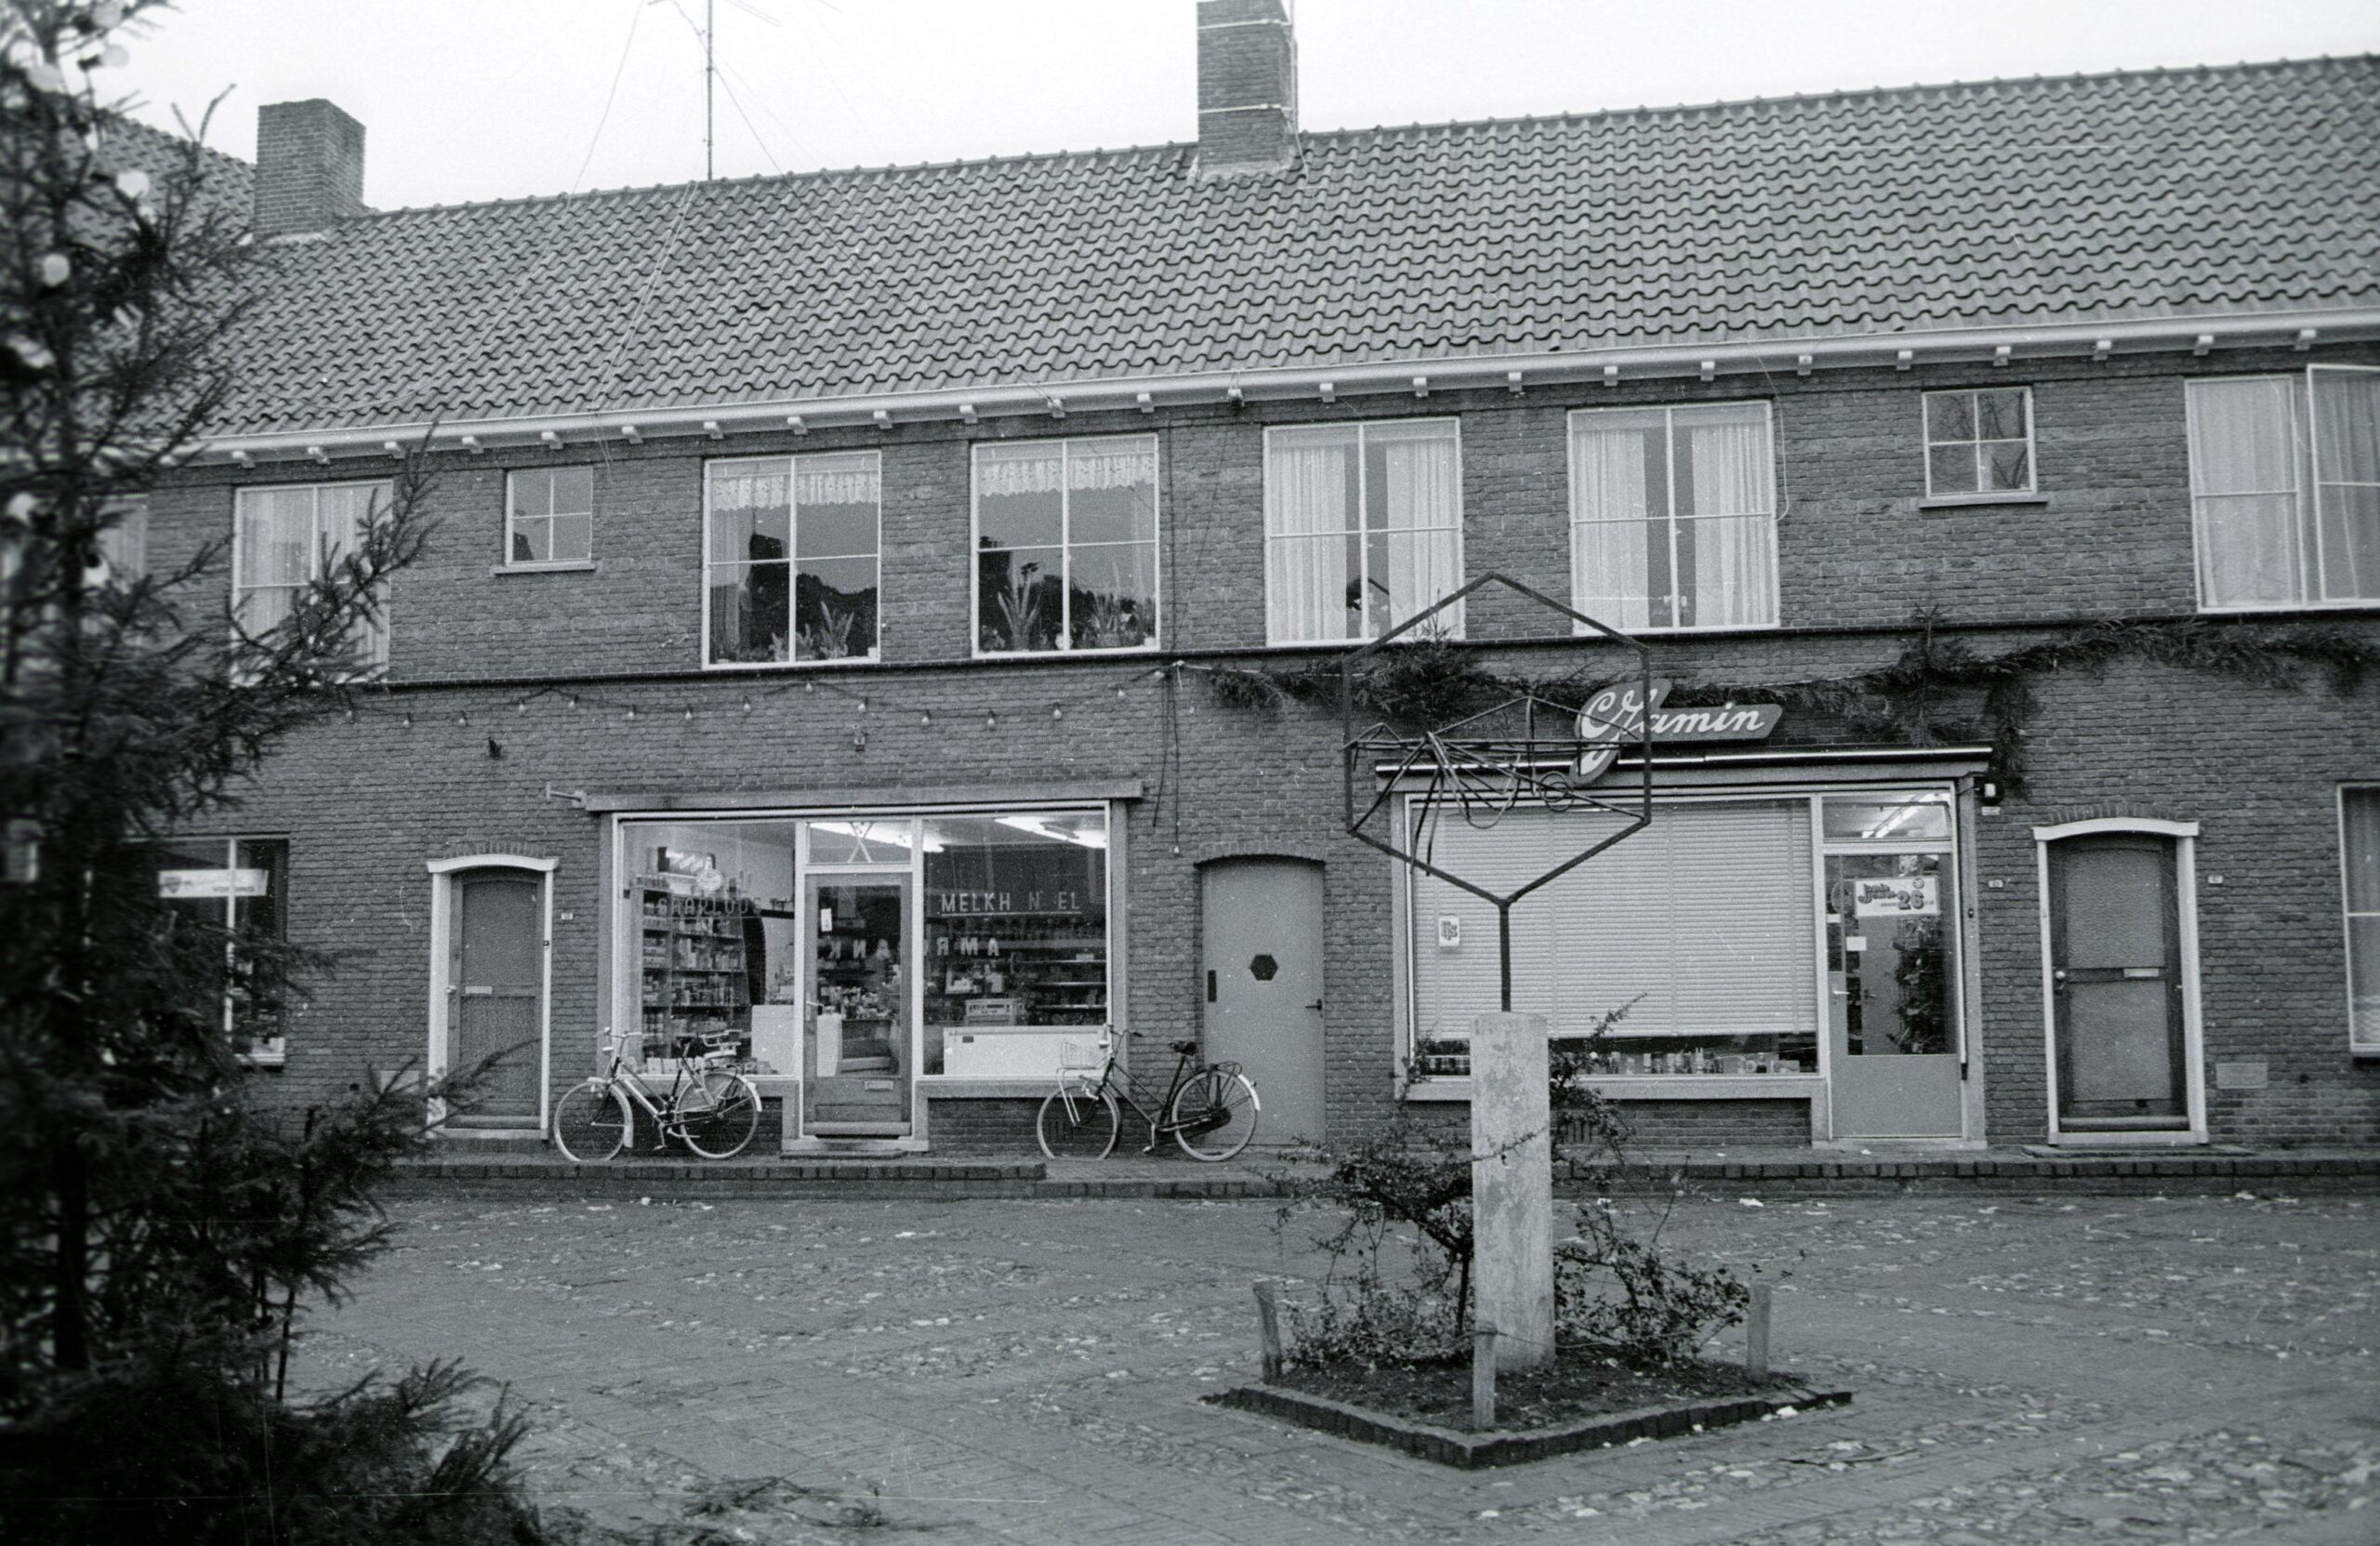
left=493, top=560, right=599, bottom=575
left=1404, top=1074, right=1822, bottom=1102
left=701, top=654, right=885, bottom=672
left=1918, top=493, right=2047, bottom=510
left=971, top=642, right=1164, bottom=662
left=238, top=1050, right=287, bottom=1069
left=2197, top=600, right=2380, bottom=616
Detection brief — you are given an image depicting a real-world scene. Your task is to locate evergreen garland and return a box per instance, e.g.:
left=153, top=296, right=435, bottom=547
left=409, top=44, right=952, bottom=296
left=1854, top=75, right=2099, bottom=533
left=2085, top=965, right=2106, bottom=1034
left=1193, top=614, right=2378, bottom=792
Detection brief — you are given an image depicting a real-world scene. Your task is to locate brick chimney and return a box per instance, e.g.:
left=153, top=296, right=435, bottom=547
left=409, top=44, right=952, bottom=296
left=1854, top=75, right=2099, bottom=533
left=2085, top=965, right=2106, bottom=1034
left=1196, top=0, right=1297, bottom=179
left=253, top=99, right=365, bottom=239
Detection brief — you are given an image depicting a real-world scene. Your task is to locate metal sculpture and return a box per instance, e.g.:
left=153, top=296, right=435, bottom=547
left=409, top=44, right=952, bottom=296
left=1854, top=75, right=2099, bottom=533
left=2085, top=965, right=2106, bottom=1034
left=1340, top=573, right=1656, bottom=1011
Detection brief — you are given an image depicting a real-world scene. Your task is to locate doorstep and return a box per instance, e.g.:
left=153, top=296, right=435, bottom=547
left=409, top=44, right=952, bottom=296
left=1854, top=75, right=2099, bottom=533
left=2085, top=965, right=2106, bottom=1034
left=380, top=1145, right=2380, bottom=1198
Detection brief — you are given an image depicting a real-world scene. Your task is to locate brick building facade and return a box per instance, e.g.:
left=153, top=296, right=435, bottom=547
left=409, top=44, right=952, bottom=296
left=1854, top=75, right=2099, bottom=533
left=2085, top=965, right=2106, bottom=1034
left=152, top=5, right=2380, bottom=1153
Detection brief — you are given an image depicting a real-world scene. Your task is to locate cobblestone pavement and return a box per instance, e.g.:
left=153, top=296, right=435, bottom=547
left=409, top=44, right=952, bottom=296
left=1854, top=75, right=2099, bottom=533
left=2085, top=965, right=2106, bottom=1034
left=299, top=1187, right=2379, bottom=1544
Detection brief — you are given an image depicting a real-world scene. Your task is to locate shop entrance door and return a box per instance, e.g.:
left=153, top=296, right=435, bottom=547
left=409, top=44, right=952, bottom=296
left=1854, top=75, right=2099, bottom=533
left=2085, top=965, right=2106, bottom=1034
left=2048, top=834, right=2189, bottom=1131
left=1826, top=852, right=1963, bottom=1138
left=802, top=874, right=913, bottom=1138
left=1201, top=859, right=1327, bottom=1144
left=446, top=870, right=545, bottom=1128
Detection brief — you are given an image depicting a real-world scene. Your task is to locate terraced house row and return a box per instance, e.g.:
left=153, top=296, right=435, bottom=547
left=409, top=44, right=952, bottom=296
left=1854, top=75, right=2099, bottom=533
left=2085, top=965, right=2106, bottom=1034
left=146, top=1, right=2379, bottom=1156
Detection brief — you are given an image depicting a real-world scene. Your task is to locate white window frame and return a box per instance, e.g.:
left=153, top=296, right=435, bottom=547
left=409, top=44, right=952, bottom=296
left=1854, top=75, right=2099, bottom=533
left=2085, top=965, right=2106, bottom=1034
left=501, top=467, right=595, bottom=571
left=969, top=434, right=1163, bottom=658
left=700, top=451, right=883, bottom=671
left=230, top=479, right=393, bottom=671
left=162, top=835, right=290, bottom=1066
left=1567, top=401, right=1779, bottom=634
left=2344, top=784, right=2380, bottom=1056
left=1263, top=417, right=1466, bottom=646
left=2188, top=364, right=2380, bottom=613
left=1922, top=386, right=2037, bottom=499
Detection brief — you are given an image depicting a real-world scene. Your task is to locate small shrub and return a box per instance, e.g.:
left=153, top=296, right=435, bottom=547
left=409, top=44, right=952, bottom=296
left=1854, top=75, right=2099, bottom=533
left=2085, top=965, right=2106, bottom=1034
left=1554, top=1200, right=1752, bottom=1364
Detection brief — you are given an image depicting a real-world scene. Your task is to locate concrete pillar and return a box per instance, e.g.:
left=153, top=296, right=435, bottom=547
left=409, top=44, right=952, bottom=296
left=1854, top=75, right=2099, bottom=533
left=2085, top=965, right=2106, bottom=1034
left=1470, top=1010, right=1552, bottom=1370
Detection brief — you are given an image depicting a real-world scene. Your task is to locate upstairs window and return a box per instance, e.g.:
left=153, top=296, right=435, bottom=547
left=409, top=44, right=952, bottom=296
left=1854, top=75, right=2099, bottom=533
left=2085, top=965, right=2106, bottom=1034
left=232, top=482, right=391, bottom=669
left=1924, top=387, right=2034, bottom=497
left=1570, top=403, right=1777, bottom=631
left=1265, top=419, right=1463, bottom=643
left=705, top=452, right=880, bottom=667
left=505, top=468, right=593, bottom=567
left=973, top=436, right=1159, bottom=654
left=2188, top=366, right=2380, bottom=610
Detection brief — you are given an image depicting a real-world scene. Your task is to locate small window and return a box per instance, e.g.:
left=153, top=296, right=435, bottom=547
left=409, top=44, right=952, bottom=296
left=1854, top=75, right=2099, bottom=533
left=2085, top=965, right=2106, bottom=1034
left=2345, top=786, right=2380, bottom=1054
left=156, top=836, right=290, bottom=1064
left=973, top=436, right=1159, bottom=654
left=98, top=496, right=148, bottom=584
left=704, top=452, right=881, bottom=667
left=505, top=468, right=593, bottom=566
left=1924, top=388, right=2034, bottom=497
left=1265, top=419, right=1463, bottom=644
left=2188, top=367, right=2380, bottom=610
left=232, top=481, right=391, bottom=670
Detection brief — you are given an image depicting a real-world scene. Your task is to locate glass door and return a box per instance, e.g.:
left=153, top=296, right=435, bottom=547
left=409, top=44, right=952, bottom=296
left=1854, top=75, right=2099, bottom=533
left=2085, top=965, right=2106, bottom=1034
left=1822, top=794, right=1964, bottom=1139
left=801, top=873, right=913, bottom=1138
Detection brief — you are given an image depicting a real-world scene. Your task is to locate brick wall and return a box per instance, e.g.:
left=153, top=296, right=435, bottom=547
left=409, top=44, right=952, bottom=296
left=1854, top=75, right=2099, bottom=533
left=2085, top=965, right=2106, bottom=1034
left=157, top=342, right=2380, bottom=1151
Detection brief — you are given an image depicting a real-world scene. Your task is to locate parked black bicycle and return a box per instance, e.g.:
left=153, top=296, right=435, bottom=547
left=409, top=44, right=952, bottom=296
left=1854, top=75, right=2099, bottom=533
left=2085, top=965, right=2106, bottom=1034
left=1036, top=1029, right=1260, bottom=1162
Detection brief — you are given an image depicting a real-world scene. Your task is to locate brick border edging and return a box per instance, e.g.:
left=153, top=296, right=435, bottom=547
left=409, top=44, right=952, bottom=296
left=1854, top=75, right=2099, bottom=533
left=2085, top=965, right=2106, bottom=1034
left=1204, top=1380, right=1853, bottom=1469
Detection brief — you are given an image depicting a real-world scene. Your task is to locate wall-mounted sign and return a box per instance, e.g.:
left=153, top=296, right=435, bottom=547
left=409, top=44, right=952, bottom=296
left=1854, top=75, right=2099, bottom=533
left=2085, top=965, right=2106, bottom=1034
left=159, top=867, right=268, bottom=900
left=1575, top=680, right=1672, bottom=781
left=1648, top=702, right=1782, bottom=743
left=1436, top=915, right=1462, bottom=950
left=1853, top=875, right=1939, bottom=917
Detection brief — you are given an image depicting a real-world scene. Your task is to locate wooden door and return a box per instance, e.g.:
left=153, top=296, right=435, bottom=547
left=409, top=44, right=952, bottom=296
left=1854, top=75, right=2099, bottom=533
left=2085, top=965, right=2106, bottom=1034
left=448, top=871, right=543, bottom=1125
left=1201, top=859, right=1327, bottom=1143
left=2048, top=834, right=2188, bottom=1130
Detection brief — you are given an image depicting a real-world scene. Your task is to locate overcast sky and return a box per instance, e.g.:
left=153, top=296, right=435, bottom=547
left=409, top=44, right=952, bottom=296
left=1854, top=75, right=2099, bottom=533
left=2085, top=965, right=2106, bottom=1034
left=105, top=0, right=2380, bottom=209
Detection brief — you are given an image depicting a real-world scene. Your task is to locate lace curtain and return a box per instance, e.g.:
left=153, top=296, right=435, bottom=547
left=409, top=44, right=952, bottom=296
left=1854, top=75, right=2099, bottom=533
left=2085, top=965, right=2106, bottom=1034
left=975, top=441, right=1156, bottom=497
left=2188, top=377, right=2305, bottom=607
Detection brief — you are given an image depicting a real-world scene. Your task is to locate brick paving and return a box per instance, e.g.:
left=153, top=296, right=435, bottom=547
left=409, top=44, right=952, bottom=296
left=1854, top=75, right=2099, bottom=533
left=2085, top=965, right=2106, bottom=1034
left=299, top=1187, right=2379, bottom=1543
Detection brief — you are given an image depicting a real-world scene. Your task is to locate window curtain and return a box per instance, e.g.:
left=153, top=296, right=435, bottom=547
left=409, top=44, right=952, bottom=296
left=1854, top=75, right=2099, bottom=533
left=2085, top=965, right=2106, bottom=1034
left=1068, top=443, right=1157, bottom=492
left=1682, top=408, right=1777, bottom=628
left=1571, top=419, right=1654, bottom=628
left=2310, top=367, right=2380, bottom=603
left=974, top=447, right=1065, bottom=498
left=794, top=461, right=879, bottom=508
left=315, top=483, right=390, bottom=665
left=2188, top=378, right=2306, bottom=607
left=236, top=487, right=313, bottom=634
left=1266, top=434, right=1354, bottom=642
left=1380, top=428, right=1461, bottom=634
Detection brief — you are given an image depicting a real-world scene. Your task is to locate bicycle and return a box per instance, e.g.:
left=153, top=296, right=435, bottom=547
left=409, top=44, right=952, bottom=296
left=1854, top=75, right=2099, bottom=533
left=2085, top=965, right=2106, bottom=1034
left=1036, top=1029, right=1260, bottom=1162
left=552, top=1031, right=762, bottom=1161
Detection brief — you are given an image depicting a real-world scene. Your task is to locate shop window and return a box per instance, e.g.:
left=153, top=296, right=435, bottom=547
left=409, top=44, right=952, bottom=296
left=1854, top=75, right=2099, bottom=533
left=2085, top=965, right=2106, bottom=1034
left=2346, top=786, right=2380, bottom=1053
left=705, top=452, right=880, bottom=667
left=1569, top=403, right=1777, bottom=631
left=973, top=437, right=1159, bottom=654
left=922, top=811, right=1110, bottom=1078
left=232, top=481, right=391, bottom=669
left=2188, top=366, right=2380, bottom=610
left=156, top=836, right=289, bottom=1064
left=1924, top=387, right=2034, bottom=497
left=504, top=467, right=593, bottom=567
left=1408, top=799, right=1818, bottom=1077
left=1265, top=419, right=1463, bottom=644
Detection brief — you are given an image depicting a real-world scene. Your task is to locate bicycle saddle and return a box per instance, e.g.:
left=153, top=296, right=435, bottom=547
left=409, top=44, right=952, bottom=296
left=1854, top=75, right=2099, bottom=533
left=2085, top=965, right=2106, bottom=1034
left=1169, top=1038, right=1198, bottom=1055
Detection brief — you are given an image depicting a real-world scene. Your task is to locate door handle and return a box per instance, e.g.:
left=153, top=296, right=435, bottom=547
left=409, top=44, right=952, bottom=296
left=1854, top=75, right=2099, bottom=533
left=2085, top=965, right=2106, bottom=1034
left=2053, top=970, right=2068, bottom=983
left=1305, top=999, right=1324, bottom=1013
left=1206, top=970, right=1216, bottom=1003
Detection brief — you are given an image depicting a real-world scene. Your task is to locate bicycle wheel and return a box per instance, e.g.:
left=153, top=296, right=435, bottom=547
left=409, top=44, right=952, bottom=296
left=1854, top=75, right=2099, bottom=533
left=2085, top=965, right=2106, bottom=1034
left=553, top=1081, right=630, bottom=1162
left=1170, top=1070, right=1260, bottom=1161
left=680, top=1070, right=761, bottom=1159
left=1037, top=1086, right=1119, bottom=1161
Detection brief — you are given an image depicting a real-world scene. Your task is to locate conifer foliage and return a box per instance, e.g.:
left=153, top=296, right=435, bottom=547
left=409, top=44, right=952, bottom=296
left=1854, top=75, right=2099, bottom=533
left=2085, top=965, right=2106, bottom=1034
left=0, top=5, right=546, bottom=1538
